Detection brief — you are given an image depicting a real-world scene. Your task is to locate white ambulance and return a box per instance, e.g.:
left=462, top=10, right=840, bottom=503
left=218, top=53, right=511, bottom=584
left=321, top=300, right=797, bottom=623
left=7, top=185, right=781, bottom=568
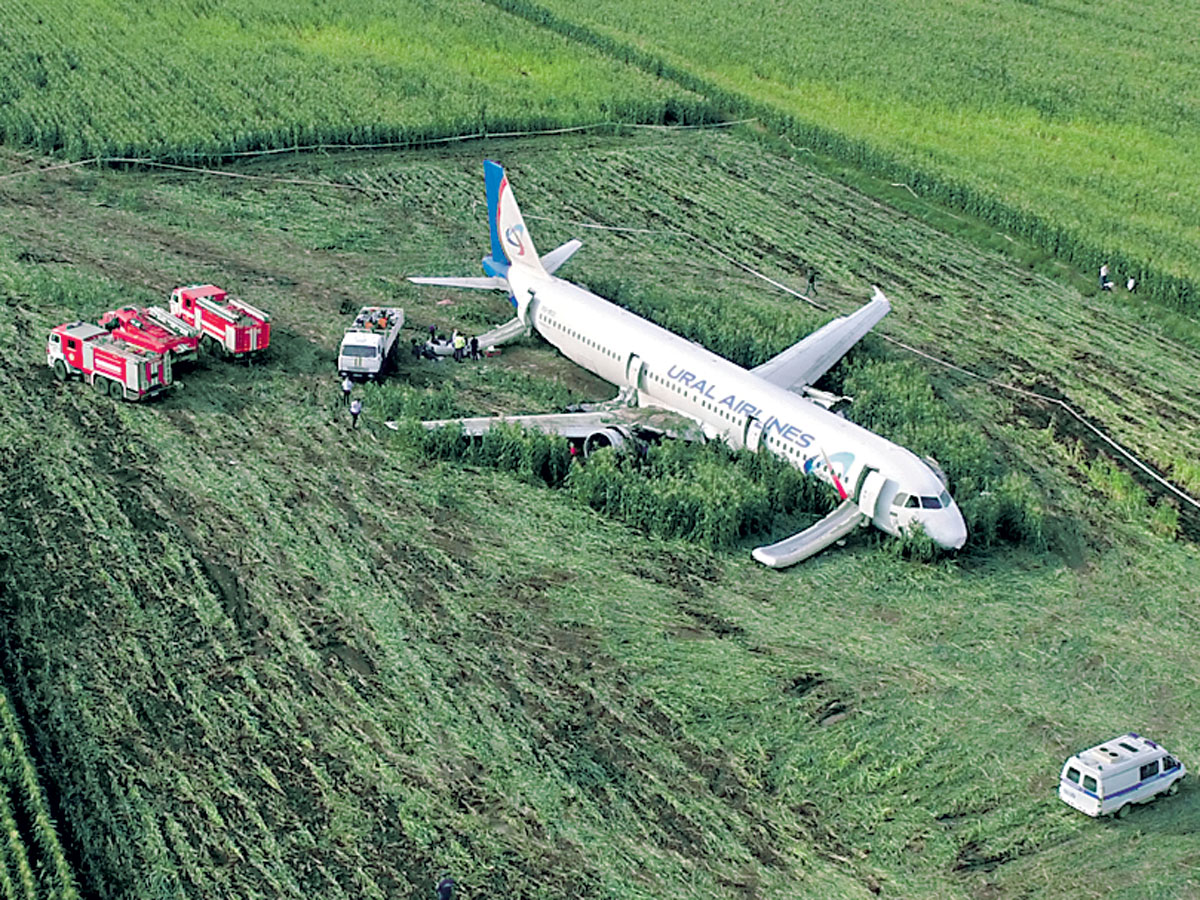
left=1059, top=732, right=1185, bottom=818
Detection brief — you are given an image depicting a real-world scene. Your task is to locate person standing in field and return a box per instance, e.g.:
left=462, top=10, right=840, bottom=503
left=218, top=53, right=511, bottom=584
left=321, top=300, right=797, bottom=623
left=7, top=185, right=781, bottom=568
left=452, top=330, right=466, bottom=362
left=435, top=875, right=456, bottom=900
left=806, top=269, right=819, bottom=297
left=349, top=397, right=362, bottom=429
left=341, top=375, right=353, bottom=406
left=469, top=335, right=480, bottom=361
left=1127, top=276, right=1136, bottom=293
left=1099, top=264, right=1114, bottom=291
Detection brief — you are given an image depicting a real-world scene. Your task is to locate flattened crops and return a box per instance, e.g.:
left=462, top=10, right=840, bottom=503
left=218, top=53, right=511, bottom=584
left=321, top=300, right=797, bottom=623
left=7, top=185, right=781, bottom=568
left=1, top=127, right=1199, bottom=899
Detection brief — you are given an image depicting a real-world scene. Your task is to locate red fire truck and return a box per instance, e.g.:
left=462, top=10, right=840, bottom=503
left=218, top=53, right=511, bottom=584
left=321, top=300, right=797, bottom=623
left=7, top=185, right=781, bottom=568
left=169, top=284, right=271, bottom=358
left=98, top=305, right=200, bottom=362
left=47, top=322, right=173, bottom=401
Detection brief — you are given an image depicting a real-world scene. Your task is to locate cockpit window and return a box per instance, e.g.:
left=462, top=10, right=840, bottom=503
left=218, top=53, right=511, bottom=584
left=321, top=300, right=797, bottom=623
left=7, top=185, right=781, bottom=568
left=939, top=490, right=952, bottom=508
left=892, top=493, right=908, bottom=508
left=906, top=495, right=920, bottom=508
left=921, top=496, right=942, bottom=509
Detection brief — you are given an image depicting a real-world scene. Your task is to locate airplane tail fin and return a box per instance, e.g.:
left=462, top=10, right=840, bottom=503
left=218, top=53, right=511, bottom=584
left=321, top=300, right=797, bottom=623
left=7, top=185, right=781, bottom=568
left=483, top=160, right=546, bottom=278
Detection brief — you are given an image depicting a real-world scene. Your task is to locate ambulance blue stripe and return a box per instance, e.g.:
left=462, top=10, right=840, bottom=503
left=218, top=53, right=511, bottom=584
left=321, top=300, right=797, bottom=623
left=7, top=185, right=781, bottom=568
left=1060, top=767, right=1182, bottom=801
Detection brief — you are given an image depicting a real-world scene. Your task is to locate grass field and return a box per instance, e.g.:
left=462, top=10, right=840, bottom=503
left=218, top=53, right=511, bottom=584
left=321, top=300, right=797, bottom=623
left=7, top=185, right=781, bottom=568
left=2, top=128, right=1199, bottom=899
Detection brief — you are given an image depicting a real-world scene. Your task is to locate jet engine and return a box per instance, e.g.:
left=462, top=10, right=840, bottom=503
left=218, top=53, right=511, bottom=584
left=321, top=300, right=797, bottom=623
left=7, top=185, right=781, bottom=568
left=583, top=426, right=633, bottom=457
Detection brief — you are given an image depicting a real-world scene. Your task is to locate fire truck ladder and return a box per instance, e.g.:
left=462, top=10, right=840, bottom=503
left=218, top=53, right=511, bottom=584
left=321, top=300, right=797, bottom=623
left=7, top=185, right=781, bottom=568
left=146, top=306, right=199, bottom=336
left=227, top=298, right=271, bottom=322
left=197, top=296, right=240, bottom=323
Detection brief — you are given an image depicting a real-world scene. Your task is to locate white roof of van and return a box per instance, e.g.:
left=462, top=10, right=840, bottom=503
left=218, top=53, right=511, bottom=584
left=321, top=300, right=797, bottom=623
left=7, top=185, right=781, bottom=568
left=1075, top=733, right=1165, bottom=769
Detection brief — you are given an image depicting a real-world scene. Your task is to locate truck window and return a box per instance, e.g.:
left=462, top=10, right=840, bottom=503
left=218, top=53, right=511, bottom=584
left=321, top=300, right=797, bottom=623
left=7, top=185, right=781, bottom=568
left=342, top=345, right=378, bottom=358
left=67, top=339, right=78, bottom=350
left=1066, top=767, right=1081, bottom=784
left=1140, top=761, right=1159, bottom=781
left=1083, top=775, right=1097, bottom=793
left=1163, top=756, right=1179, bottom=771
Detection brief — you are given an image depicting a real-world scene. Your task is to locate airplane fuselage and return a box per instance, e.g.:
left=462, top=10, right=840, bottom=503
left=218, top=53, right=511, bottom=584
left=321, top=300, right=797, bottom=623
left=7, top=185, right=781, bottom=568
left=509, top=267, right=968, bottom=551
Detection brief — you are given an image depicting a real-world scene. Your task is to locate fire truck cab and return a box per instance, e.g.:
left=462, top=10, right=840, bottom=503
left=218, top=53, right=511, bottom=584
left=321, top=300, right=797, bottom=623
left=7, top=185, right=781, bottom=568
left=48, top=322, right=173, bottom=401
left=169, top=284, right=270, bottom=358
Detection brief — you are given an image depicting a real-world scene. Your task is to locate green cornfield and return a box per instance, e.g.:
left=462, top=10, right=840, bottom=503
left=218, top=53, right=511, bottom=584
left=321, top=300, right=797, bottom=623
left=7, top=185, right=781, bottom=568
left=0, top=0, right=714, bottom=160
left=0, top=689, right=78, bottom=900
left=495, top=0, right=1200, bottom=307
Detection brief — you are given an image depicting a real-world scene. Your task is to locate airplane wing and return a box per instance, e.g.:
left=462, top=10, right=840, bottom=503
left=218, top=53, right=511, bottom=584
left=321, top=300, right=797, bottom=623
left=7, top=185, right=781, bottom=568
left=751, top=287, right=891, bottom=392
left=423, top=406, right=705, bottom=442
left=540, top=239, right=582, bottom=275
left=751, top=499, right=866, bottom=568
left=408, top=275, right=508, bottom=290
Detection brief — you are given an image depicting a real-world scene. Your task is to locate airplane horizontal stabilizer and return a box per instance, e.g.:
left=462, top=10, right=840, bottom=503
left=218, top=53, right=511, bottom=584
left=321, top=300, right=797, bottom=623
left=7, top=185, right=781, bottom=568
left=540, top=239, right=582, bottom=275
left=751, top=498, right=866, bottom=568
left=408, top=275, right=508, bottom=290
left=752, top=287, right=891, bottom=392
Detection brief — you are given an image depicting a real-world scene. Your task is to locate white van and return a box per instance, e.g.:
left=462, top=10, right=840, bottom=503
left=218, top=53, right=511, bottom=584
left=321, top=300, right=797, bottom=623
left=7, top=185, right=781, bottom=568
left=1059, top=732, right=1185, bottom=817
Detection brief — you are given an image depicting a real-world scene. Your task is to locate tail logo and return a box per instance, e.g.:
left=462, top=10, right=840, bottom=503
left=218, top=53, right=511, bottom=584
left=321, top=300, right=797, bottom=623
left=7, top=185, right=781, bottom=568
left=505, top=224, right=528, bottom=257
left=804, top=451, right=855, bottom=500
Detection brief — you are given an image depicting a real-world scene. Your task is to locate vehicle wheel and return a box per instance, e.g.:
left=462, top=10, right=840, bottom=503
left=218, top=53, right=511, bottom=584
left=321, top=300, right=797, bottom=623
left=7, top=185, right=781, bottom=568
left=93, top=376, right=109, bottom=394
left=53, top=360, right=67, bottom=381
left=109, top=379, right=125, bottom=400
left=1114, top=803, right=1130, bottom=819
left=1166, top=781, right=1180, bottom=797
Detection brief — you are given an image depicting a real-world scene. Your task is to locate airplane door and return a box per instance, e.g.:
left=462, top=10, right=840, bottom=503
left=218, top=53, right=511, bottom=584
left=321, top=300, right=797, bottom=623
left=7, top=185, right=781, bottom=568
left=856, top=468, right=890, bottom=522
left=625, top=353, right=644, bottom=390
left=517, top=287, right=536, bottom=328
left=743, top=415, right=763, bottom=451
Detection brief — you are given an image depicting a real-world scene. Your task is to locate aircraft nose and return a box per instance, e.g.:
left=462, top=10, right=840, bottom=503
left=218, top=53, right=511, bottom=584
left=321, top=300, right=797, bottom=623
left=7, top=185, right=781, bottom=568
left=925, top=508, right=968, bottom=550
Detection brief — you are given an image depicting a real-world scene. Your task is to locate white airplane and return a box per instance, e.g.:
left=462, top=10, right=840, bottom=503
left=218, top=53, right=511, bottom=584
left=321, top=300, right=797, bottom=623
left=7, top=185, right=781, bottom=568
left=410, top=161, right=967, bottom=567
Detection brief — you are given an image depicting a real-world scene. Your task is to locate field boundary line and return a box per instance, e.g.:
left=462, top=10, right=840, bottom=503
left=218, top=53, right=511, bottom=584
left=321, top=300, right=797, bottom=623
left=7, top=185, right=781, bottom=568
left=0, top=119, right=758, bottom=184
